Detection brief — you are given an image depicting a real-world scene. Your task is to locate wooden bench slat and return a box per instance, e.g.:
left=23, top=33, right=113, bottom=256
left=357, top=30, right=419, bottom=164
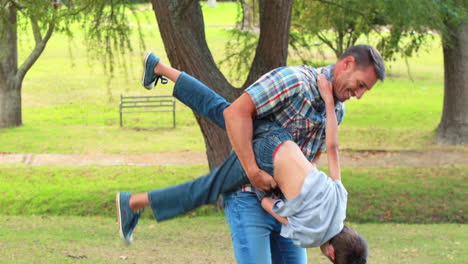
left=119, top=94, right=176, bottom=127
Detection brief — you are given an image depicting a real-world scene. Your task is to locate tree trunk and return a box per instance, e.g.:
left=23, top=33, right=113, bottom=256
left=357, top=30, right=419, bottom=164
left=150, top=0, right=293, bottom=169
left=245, top=0, right=292, bottom=85
left=0, top=3, right=22, bottom=128
left=436, top=20, right=468, bottom=145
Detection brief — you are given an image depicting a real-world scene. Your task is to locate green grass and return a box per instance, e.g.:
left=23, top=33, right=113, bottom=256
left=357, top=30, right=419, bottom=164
left=0, top=2, right=464, bottom=154
left=0, top=215, right=465, bottom=263
left=0, top=164, right=465, bottom=223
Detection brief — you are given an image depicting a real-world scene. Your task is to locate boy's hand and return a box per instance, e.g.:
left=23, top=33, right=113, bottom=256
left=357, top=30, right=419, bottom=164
left=317, top=74, right=334, bottom=104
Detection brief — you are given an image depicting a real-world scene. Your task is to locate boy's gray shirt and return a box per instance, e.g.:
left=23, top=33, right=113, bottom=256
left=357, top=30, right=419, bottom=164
left=273, top=168, right=348, bottom=248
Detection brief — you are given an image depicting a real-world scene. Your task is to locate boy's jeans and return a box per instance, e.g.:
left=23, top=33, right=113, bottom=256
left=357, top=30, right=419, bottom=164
left=147, top=72, right=306, bottom=263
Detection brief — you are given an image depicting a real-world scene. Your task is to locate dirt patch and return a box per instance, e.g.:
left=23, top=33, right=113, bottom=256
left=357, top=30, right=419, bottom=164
left=0, top=149, right=466, bottom=167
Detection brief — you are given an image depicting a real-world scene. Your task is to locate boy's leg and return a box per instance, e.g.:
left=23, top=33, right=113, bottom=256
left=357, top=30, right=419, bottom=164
left=147, top=151, right=248, bottom=221
left=173, top=72, right=229, bottom=129
left=142, top=52, right=229, bottom=129
left=116, top=151, right=248, bottom=244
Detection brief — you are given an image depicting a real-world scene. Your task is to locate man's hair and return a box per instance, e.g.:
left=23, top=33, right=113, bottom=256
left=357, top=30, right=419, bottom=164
left=330, top=225, right=368, bottom=264
left=339, top=44, right=386, bottom=81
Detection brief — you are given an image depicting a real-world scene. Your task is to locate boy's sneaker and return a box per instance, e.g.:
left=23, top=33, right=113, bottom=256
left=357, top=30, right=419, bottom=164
left=142, top=51, right=168, bottom=90
left=116, top=192, right=141, bottom=245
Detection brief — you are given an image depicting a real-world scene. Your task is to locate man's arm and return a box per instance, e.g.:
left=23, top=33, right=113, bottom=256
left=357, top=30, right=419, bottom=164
left=317, top=74, right=341, bottom=181
left=223, top=93, right=277, bottom=191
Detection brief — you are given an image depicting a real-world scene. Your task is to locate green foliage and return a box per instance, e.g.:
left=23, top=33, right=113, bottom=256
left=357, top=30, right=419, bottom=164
left=292, top=0, right=376, bottom=59
left=9, top=0, right=149, bottom=78
left=218, top=28, right=258, bottom=82
left=217, top=0, right=259, bottom=82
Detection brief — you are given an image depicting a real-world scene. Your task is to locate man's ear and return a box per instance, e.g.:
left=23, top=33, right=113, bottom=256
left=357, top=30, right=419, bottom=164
left=327, top=244, right=336, bottom=260
left=342, top=56, right=356, bottom=71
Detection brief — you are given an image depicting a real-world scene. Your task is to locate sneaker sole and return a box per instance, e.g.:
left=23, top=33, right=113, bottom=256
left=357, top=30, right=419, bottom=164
left=142, top=51, right=154, bottom=90
left=116, top=193, right=125, bottom=240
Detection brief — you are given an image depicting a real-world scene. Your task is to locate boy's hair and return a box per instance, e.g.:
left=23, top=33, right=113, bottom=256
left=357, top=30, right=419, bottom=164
left=329, top=225, right=368, bottom=264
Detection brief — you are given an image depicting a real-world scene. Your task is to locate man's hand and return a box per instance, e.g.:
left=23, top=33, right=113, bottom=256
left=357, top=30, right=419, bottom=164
left=247, top=167, right=278, bottom=191
left=317, top=74, right=334, bottom=105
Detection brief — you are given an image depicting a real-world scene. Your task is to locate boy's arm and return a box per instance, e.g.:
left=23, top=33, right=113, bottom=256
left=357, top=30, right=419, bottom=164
left=311, top=150, right=322, bottom=167
left=317, top=74, right=341, bottom=181
left=261, top=197, right=289, bottom=225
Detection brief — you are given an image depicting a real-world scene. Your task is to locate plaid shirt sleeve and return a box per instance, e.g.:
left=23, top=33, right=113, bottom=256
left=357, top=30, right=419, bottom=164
left=245, top=67, right=308, bottom=119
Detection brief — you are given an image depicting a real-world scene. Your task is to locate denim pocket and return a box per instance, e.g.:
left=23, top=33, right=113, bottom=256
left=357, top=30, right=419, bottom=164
left=254, top=133, right=291, bottom=175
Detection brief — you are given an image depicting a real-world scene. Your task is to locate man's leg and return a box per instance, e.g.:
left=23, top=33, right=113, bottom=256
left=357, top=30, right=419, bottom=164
left=270, top=224, right=308, bottom=264
left=223, top=191, right=277, bottom=264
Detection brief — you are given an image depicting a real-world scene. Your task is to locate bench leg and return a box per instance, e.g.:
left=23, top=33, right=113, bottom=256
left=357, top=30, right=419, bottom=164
left=173, top=103, right=176, bottom=128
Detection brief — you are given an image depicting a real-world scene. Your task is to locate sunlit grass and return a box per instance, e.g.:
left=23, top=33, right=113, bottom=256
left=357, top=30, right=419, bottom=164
left=1, top=164, right=465, bottom=223
left=0, top=215, right=465, bottom=264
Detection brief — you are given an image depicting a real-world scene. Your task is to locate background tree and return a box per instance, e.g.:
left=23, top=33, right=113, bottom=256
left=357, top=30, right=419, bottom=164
left=149, top=0, right=293, bottom=169
left=435, top=0, right=467, bottom=145
left=296, top=0, right=467, bottom=145
left=292, top=0, right=376, bottom=59
left=0, top=0, right=56, bottom=128
left=0, top=0, right=138, bottom=128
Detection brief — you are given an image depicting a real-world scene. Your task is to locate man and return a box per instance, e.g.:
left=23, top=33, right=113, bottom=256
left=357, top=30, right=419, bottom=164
left=136, top=44, right=385, bottom=263
left=221, top=44, right=384, bottom=263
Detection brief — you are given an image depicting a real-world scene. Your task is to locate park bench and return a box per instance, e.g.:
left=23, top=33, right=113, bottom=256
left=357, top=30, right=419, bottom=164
left=119, top=95, right=176, bottom=128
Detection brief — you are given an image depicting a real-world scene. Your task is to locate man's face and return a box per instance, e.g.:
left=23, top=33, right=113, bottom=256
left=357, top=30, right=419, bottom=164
left=333, top=64, right=378, bottom=102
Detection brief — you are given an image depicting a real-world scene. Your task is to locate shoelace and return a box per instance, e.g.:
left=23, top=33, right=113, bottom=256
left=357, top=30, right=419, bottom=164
left=155, top=75, right=168, bottom=85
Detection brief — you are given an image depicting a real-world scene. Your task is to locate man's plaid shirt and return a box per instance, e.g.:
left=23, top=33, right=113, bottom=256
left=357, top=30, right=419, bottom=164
left=239, top=64, right=345, bottom=192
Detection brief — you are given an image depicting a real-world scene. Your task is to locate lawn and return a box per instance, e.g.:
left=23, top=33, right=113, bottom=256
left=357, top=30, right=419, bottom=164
left=0, top=164, right=465, bottom=223
left=0, top=215, right=465, bottom=264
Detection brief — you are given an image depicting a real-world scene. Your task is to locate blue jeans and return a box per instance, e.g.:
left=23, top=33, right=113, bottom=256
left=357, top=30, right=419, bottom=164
left=224, top=191, right=307, bottom=264
left=148, top=72, right=307, bottom=263
left=148, top=120, right=289, bottom=221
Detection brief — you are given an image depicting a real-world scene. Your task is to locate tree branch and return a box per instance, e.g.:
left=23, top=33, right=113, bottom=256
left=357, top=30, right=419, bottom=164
left=30, top=18, right=42, bottom=43
left=17, top=20, right=55, bottom=82
left=317, top=31, right=338, bottom=56
left=6, top=0, right=25, bottom=10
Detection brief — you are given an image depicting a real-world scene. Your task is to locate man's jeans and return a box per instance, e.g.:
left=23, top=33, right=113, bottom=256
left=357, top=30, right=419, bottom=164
left=224, top=191, right=307, bottom=264
left=147, top=72, right=307, bottom=263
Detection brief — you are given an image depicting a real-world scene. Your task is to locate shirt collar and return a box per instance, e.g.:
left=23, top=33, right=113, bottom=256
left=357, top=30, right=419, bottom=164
left=320, top=64, right=335, bottom=82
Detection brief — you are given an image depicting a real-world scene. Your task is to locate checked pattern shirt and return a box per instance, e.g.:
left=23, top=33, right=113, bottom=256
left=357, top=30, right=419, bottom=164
left=246, top=64, right=345, bottom=161
left=239, top=64, right=345, bottom=194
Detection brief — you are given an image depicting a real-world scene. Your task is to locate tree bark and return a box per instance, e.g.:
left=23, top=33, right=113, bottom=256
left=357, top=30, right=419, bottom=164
left=0, top=2, right=55, bottom=128
left=0, top=3, right=22, bottom=128
left=436, top=20, right=468, bottom=145
left=245, top=0, right=292, bottom=86
left=150, top=0, right=293, bottom=169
